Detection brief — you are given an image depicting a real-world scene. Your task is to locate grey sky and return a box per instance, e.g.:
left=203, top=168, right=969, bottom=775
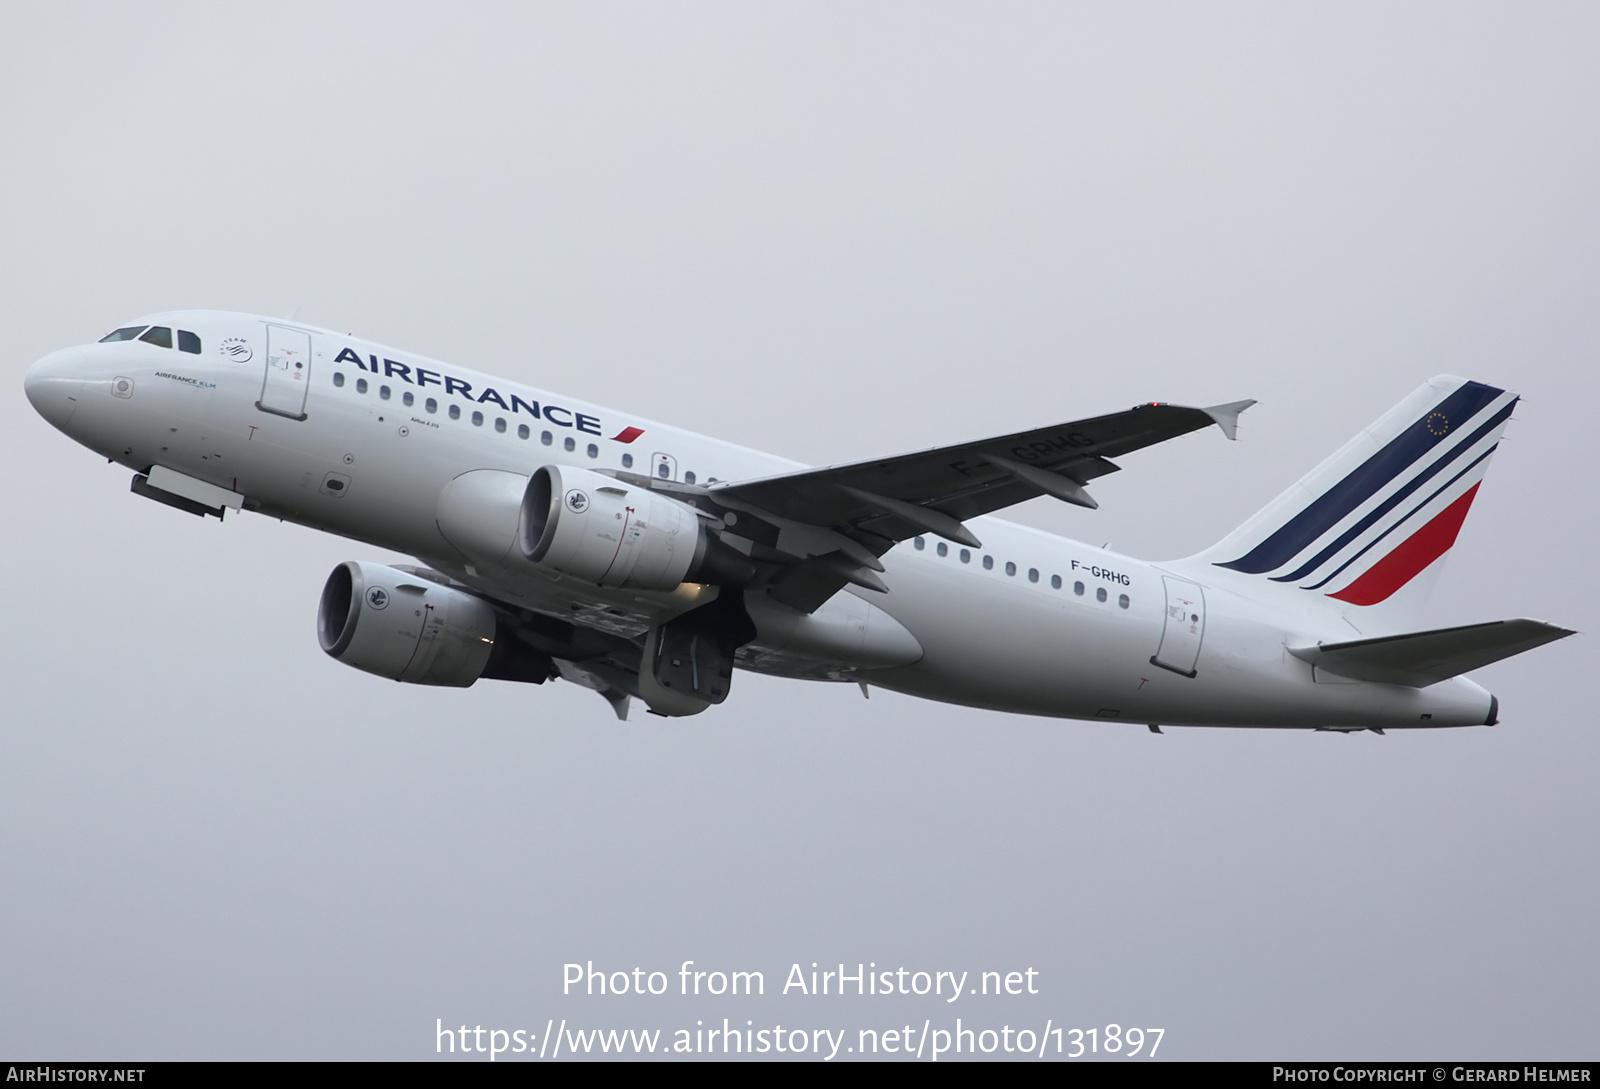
left=2, top=2, right=1596, bottom=1059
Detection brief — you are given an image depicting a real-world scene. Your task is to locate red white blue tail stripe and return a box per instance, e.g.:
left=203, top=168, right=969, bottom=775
left=1208, top=376, right=1516, bottom=606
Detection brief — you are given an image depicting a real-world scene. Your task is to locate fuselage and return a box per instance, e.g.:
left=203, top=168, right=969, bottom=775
left=23, top=310, right=1498, bottom=729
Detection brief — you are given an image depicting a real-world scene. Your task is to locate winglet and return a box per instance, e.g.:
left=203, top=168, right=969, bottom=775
left=1203, top=399, right=1256, bottom=441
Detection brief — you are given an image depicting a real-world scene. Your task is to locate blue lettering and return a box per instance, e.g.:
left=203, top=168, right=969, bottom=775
left=414, top=368, right=441, bottom=388
left=334, top=347, right=366, bottom=370
left=543, top=405, right=573, bottom=427
left=510, top=394, right=542, bottom=417
left=383, top=359, right=412, bottom=383
left=444, top=376, right=473, bottom=398
left=575, top=412, right=602, bottom=435
left=477, top=387, right=509, bottom=409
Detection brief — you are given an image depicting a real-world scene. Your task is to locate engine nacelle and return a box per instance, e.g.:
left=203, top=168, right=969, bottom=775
left=521, top=464, right=750, bottom=591
left=434, top=465, right=756, bottom=592
left=318, top=561, right=500, bottom=686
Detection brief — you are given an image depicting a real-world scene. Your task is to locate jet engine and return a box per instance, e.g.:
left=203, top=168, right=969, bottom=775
left=317, top=561, right=554, bottom=686
left=518, top=465, right=753, bottom=590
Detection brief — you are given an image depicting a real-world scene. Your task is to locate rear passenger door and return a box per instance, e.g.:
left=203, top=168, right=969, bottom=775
left=1151, top=576, right=1206, bottom=677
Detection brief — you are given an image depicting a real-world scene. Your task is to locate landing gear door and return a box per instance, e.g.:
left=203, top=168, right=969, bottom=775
left=1152, top=576, right=1206, bottom=678
left=257, top=325, right=311, bottom=420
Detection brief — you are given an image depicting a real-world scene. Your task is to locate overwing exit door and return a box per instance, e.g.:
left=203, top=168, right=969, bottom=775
left=1151, top=575, right=1206, bottom=677
left=257, top=325, right=312, bottom=420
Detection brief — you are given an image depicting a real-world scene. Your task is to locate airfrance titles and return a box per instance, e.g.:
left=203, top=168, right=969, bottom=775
left=334, top=348, right=605, bottom=436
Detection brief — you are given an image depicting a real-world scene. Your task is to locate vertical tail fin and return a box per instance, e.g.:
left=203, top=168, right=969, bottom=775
left=1195, top=376, right=1517, bottom=625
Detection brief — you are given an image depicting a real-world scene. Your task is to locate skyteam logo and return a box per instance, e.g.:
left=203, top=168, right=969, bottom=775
left=1213, top=377, right=1517, bottom=606
left=366, top=587, right=390, bottom=610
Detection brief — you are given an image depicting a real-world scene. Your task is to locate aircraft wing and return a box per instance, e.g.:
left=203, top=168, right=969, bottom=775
left=713, top=400, right=1254, bottom=543
left=691, top=399, right=1253, bottom=611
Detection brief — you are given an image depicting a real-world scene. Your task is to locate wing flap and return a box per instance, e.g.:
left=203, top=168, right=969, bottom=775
left=1289, top=619, right=1574, bottom=687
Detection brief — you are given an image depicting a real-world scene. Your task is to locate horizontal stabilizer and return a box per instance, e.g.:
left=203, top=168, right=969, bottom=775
left=1289, top=619, right=1574, bottom=687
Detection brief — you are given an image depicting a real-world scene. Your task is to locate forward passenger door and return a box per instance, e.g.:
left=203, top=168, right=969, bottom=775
left=257, top=324, right=312, bottom=420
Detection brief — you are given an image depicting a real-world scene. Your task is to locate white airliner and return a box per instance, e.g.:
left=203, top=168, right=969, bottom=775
left=23, top=311, right=1573, bottom=730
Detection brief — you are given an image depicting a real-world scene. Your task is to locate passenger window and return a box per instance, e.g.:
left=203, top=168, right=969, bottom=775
left=1028, top=568, right=1039, bottom=583
left=449, top=404, right=460, bottom=420
left=425, top=398, right=437, bottom=413
left=517, top=424, right=530, bottom=439
left=960, top=549, right=971, bottom=564
left=621, top=453, right=634, bottom=468
left=471, top=411, right=483, bottom=427
left=1096, top=587, right=1108, bottom=603
left=356, top=378, right=368, bottom=394
left=495, top=417, right=506, bottom=433
left=683, top=469, right=694, bottom=482
left=333, top=372, right=345, bottom=387
left=982, top=555, right=994, bottom=570
left=1051, top=574, right=1062, bottom=589
left=914, top=537, right=925, bottom=551
left=936, top=542, right=948, bottom=557
left=138, top=326, right=173, bottom=349
left=178, top=330, right=201, bottom=354
left=1074, top=581, right=1085, bottom=595
left=380, top=385, right=391, bottom=400
left=589, top=444, right=600, bottom=459
left=99, top=326, right=148, bottom=343
left=564, top=436, right=576, bottom=452
left=1005, top=562, right=1017, bottom=577
left=403, top=391, right=414, bottom=407
left=541, top=431, right=552, bottom=446
left=1119, top=593, right=1130, bottom=609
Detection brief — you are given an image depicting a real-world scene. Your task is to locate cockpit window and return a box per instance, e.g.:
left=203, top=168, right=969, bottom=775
left=99, top=326, right=148, bottom=343
left=138, top=326, right=173, bottom=349
left=178, top=330, right=201, bottom=354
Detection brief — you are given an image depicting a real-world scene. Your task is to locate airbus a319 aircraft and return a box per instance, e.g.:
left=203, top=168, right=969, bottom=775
left=24, top=312, right=1573, bottom=730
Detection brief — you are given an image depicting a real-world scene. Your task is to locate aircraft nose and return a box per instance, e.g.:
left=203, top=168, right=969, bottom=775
left=24, top=348, right=86, bottom=432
